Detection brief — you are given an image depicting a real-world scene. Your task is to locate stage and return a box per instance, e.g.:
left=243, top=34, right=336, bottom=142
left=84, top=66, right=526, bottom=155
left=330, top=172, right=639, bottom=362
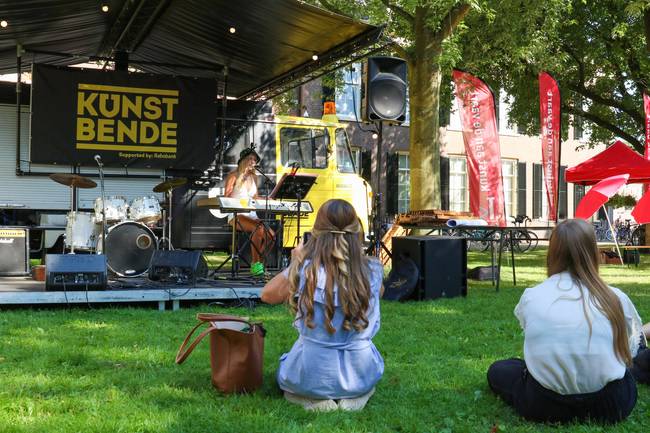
left=0, top=276, right=262, bottom=310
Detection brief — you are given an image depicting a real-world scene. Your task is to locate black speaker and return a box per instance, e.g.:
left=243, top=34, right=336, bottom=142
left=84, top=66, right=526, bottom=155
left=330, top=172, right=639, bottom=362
left=391, top=236, right=467, bottom=300
left=362, top=56, right=407, bottom=123
left=0, top=227, right=29, bottom=276
left=45, top=254, right=108, bottom=291
left=148, top=250, right=206, bottom=284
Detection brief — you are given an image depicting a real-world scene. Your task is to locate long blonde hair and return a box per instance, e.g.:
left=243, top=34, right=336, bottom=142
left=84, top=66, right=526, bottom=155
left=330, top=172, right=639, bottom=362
left=287, top=199, right=371, bottom=334
left=547, top=219, right=631, bottom=365
left=233, top=155, right=257, bottom=190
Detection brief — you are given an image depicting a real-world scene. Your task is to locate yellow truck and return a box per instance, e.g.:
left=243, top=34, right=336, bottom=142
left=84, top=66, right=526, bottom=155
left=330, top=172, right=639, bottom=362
left=174, top=102, right=372, bottom=256
left=271, top=113, right=372, bottom=247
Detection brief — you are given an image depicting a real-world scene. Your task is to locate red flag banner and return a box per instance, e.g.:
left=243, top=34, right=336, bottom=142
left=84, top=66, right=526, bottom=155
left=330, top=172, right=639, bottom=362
left=539, top=72, right=561, bottom=221
left=643, top=92, right=650, bottom=159
left=452, top=70, right=506, bottom=227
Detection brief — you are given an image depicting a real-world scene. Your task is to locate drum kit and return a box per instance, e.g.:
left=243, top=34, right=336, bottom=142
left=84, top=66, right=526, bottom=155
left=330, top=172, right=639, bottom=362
left=49, top=173, right=186, bottom=278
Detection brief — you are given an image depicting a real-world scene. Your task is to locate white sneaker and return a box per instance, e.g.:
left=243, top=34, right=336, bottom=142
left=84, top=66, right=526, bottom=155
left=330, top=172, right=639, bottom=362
left=337, top=387, right=376, bottom=411
left=284, top=391, right=338, bottom=412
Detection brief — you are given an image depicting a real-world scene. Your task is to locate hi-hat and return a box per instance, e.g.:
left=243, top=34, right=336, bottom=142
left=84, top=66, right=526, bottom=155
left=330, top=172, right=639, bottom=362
left=49, top=173, right=97, bottom=189
left=153, top=177, right=187, bottom=193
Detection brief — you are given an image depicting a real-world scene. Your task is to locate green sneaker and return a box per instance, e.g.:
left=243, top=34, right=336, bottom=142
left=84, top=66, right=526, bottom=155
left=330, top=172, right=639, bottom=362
left=251, top=262, right=265, bottom=277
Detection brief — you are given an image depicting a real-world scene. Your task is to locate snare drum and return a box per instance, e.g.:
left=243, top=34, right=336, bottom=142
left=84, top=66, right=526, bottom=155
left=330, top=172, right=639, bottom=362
left=94, top=196, right=128, bottom=223
left=64, top=211, right=97, bottom=251
left=129, top=196, right=162, bottom=225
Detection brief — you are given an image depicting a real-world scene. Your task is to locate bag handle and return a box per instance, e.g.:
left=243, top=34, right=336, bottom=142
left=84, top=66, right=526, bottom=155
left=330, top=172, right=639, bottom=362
left=175, top=320, right=216, bottom=365
left=196, top=313, right=250, bottom=323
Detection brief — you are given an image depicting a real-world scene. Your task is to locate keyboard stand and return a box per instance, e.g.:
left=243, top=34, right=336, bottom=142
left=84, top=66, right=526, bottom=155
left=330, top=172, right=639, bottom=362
left=214, top=210, right=241, bottom=278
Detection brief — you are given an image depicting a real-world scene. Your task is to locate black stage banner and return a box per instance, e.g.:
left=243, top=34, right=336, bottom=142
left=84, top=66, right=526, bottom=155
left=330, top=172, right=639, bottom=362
left=31, top=64, right=216, bottom=170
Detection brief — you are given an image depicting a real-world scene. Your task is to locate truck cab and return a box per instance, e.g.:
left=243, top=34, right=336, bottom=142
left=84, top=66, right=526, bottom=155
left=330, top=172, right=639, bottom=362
left=273, top=114, right=372, bottom=247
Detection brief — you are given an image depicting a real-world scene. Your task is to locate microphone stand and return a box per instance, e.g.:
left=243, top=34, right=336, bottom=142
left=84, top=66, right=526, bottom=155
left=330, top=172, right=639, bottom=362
left=96, top=157, right=107, bottom=258
left=254, top=165, right=275, bottom=267
left=289, top=164, right=304, bottom=247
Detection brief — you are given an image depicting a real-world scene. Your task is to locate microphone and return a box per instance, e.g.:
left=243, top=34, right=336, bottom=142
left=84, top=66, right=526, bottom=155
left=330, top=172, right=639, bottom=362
left=94, top=154, right=103, bottom=166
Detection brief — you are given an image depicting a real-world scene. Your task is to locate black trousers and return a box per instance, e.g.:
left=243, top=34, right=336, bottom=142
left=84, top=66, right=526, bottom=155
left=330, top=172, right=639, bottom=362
left=487, top=358, right=637, bottom=424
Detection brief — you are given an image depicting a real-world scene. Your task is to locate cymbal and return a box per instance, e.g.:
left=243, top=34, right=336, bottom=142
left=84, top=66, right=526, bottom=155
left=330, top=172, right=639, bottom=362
left=153, top=177, right=187, bottom=193
left=49, top=173, right=97, bottom=189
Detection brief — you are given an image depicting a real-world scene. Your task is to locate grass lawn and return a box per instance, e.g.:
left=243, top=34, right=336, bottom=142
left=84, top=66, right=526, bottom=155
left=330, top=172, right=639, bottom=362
left=1, top=249, right=649, bottom=433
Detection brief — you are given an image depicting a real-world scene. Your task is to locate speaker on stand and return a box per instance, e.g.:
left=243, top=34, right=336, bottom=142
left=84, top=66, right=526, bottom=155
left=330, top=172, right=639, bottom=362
left=360, top=57, right=408, bottom=258
left=361, top=56, right=408, bottom=123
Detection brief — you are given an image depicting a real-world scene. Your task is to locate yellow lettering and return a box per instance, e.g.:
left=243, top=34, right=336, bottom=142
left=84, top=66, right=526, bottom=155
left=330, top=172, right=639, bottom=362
left=77, top=92, right=98, bottom=116
left=140, top=121, right=159, bottom=144
left=97, top=119, right=114, bottom=142
left=161, top=98, right=179, bottom=121
left=143, top=97, right=162, bottom=120
left=98, top=93, right=120, bottom=118
left=117, top=120, right=138, bottom=143
left=121, top=95, right=142, bottom=119
left=161, top=123, right=177, bottom=145
left=76, top=118, right=95, bottom=141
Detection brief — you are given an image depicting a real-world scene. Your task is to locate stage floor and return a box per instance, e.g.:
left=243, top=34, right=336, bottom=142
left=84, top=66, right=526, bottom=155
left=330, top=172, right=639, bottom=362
left=0, top=275, right=263, bottom=310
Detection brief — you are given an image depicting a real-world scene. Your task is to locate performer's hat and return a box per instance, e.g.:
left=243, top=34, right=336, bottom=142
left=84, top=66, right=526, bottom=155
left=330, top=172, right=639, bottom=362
left=238, top=145, right=261, bottom=165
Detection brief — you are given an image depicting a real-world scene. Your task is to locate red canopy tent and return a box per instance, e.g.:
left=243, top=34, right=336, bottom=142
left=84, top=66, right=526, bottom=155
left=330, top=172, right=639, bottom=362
left=566, top=140, right=650, bottom=185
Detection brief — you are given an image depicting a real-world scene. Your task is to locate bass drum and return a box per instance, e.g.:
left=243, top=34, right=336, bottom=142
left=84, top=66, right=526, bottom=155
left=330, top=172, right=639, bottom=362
left=97, top=221, right=157, bottom=277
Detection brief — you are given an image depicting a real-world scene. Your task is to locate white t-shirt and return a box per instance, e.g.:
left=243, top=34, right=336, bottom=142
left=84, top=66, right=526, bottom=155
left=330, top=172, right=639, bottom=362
left=514, top=271, right=643, bottom=395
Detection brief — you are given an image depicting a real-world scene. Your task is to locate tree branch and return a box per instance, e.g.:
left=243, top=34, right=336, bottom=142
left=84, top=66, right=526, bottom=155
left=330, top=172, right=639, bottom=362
left=561, top=44, right=585, bottom=86
left=379, top=0, right=415, bottom=27
left=317, top=0, right=348, bottom=17
left=564, top=82, right=645, bottom=126
left=433, top=2, right=472, bottom=45
left=563, top=103, right=643, bottom=153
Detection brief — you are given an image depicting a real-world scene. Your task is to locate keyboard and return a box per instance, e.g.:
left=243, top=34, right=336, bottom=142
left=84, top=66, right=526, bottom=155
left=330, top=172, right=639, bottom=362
left=197, top=197, right=313, bottom=214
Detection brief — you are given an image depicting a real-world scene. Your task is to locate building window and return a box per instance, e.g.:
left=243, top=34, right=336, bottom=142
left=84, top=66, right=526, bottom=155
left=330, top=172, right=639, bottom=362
left=335, top=64, right=361, bottom=121
left=573, top=116, right=584, bottom=140
left=449, top=156, right=468, bottom=211
left=533, top=163, right=542, bottom=218
left=533, top=163, right=567, bottom=220
left=398, top=154, right=410, bottom=213
left=573, top=184, right=585, bottom=217
left=501, top=159, right=517, bottom=219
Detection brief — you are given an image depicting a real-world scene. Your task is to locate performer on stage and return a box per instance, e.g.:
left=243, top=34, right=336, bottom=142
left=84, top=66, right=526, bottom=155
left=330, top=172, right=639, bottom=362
left=224, top=146, right=275, bottom=272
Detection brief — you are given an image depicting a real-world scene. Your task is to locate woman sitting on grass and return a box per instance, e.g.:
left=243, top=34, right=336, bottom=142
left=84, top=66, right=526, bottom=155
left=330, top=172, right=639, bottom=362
left=487, top=218, right=648, bottom=424
left=261, top=199, right=384, bottom=411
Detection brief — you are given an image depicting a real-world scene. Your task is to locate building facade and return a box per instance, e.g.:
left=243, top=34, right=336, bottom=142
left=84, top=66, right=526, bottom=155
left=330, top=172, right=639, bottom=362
left=292, top=63, right=635, bottom=226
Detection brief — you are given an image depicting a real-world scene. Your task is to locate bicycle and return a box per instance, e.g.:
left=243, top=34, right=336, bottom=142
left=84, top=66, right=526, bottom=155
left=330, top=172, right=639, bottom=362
left=509, top=215, right=539, bottom=253
left=593, top=220, right=613, bottom=242
left=614, top=219, right=637, bottom=244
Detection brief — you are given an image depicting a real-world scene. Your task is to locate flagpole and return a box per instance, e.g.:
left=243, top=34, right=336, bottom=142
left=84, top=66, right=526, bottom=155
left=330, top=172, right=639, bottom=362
left=602, top=205, right=624, bottom=265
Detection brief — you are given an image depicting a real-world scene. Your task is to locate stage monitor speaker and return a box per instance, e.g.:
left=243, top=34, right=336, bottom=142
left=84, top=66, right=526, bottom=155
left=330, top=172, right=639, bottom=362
left=45, top=254, right=107, bottom=291
left=148, top=250, right=206, bottom=285
left=0, top=227, right=30, bottom=276
left=361, top=56, right=407, bottom=123
left=391, top=236, right=467, bottom=300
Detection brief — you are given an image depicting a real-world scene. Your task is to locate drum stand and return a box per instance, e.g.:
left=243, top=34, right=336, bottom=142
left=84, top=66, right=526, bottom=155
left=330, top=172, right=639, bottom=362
left=96, top=158, right=107, bottom=257
left=159, top=189, right=174, bottom=250
left=68, top=184, right=76, bottom=254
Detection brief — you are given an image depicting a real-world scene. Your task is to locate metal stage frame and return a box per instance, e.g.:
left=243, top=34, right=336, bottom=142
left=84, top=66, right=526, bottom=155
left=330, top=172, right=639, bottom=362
left=0, top=277, right=262, bottom=311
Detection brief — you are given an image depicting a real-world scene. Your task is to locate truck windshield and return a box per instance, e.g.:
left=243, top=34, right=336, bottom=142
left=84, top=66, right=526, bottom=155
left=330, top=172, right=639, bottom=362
left=280, top=127, right=328, bottom=169
left=335, top=128, right=355, bottom=173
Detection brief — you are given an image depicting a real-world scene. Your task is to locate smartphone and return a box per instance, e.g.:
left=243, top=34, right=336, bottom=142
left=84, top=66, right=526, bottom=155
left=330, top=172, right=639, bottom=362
left=303, top=231, right=312, bottom=243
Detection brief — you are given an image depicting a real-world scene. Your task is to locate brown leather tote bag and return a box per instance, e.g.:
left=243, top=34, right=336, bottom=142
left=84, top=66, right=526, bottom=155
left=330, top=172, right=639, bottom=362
left=176, top=313, right=266, bottom=394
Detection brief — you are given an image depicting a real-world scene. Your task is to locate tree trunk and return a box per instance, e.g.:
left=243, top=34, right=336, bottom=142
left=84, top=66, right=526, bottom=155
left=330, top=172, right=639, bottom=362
left=408, top=13, right=442, bottom=210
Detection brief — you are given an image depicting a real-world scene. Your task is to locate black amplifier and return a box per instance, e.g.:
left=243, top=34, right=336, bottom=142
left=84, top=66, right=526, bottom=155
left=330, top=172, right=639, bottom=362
left=45, top=254, right=108, bottom=291
left=0, top=227, right=30, bottom=276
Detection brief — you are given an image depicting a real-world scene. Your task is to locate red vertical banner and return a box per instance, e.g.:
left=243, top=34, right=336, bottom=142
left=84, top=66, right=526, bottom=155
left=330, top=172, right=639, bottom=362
left=643, top=92, right=650, bottom=159
left=539, top=71, right=561, bottom=221
left=452, top=70, right=506, bottom=227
